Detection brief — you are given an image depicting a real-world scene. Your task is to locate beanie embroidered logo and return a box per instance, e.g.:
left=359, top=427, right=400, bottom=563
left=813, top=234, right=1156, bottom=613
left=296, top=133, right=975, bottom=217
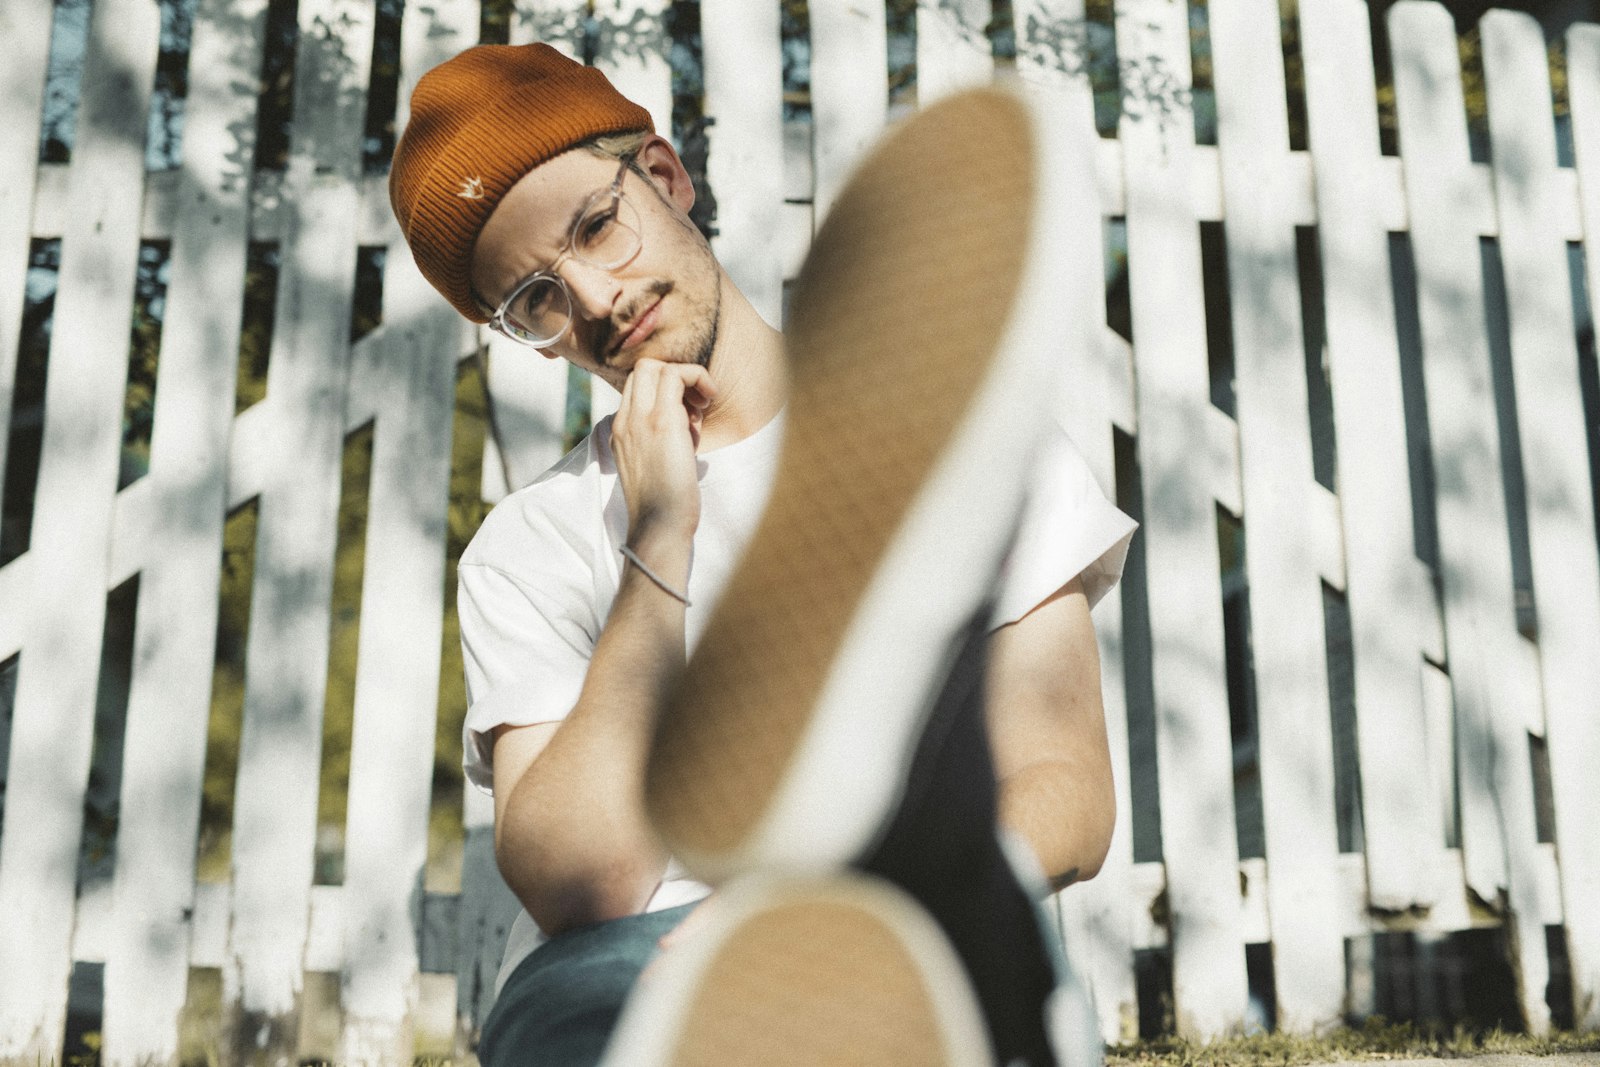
left=457, top=176, right=485, bottom=200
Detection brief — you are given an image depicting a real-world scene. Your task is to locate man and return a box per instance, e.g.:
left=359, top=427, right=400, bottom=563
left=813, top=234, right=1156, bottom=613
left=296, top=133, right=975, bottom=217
left=389, top=42, right=1135, bottom=1066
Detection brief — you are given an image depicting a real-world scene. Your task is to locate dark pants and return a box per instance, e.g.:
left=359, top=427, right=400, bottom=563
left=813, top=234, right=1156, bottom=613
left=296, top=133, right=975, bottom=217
left=859, top=606, right=1063, bottom=1067
left=479, top=903, right=696, bottom=1067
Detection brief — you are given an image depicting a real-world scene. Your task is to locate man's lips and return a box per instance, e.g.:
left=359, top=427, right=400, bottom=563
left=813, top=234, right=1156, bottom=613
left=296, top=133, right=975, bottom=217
left=613, top=296, right=663, bottom=356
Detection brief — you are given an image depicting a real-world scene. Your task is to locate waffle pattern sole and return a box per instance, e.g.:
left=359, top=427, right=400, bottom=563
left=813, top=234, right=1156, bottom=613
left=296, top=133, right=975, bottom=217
left=601, top=875, right=993, bottom=1066
left=643, top=86, right=1038, bottom=872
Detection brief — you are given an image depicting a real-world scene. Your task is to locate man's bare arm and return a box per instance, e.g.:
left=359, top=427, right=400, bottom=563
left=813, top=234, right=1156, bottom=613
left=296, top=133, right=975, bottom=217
left=986, top=576, right=1117, bottom=891
left=490, top=360, right=713, bottom=936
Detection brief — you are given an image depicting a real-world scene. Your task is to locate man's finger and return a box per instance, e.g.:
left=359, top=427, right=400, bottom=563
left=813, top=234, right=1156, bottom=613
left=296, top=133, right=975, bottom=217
left=623, top=359, right=667, bottom=420
left=669, top=362, right=717, bottom=400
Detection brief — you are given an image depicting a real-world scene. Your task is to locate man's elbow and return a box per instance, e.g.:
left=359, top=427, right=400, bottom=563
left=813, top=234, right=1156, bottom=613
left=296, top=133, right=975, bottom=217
left=495, top=832, right=655, bottom=936
left=519, top=879, right=646, bottom=937
left=1041, top=775, right=1115, bottom=891
left=1070, top=783, right=1117, bottom=885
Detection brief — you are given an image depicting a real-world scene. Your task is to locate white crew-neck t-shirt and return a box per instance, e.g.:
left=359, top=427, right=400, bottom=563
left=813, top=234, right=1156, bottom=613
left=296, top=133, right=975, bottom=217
left=457, top=410, right=1137, bottom=991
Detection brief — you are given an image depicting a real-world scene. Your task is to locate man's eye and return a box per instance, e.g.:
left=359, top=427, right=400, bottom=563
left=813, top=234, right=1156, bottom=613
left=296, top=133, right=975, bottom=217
left=579, top=211, right=617, bottom=248
left=517, top=282, right=557, bottom=318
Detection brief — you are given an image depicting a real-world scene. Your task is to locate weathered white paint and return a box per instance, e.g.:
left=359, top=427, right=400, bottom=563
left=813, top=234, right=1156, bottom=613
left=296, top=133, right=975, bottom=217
left=479, top=339, right=570, bottom=501
left=0, top=0, right=163, bottom=1059
left=1298, top=0, right=1445, bottom=915
left=454, top=786, right=523, bottom=1055
left=0, top=553, right=29, bottom=659
left=0, top=0, right=53, bottom=502
left=1484, top=10, right=1600, bottom=1031
left=1422, top=658, right=1458, bottom=848
left=808, top=0, right=890, bottom=220
left=1209, top=0, right=1346, bottom=1031
left=590, top=377, right=621, bottom=428
left=917, top=0, right=993, bottom=105
left=1113, top=0, right=1249, bottom=1038
left=593, top=0, right=672, bottom=135
left=1557, top=21, right=1600, bottom=1031
left=339, top=6, right=478, bottom=1060
left=1389, top=0, right=1550, bottom=1033
left=99, top=2, right=270, bottom=1064
left=224, top=2, right=374, bottom=1059
left=703, top=0, right=787, bottom=325
left=339, top=287, right=460, bottom=1066
left=508, top=0, right=586, bottom=55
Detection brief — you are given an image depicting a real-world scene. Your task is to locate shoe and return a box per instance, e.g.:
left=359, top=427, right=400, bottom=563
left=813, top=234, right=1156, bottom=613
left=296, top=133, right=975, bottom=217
left=643, top=78, right=1091, bottom=881
left=598, top=873, right=995, bottom=1066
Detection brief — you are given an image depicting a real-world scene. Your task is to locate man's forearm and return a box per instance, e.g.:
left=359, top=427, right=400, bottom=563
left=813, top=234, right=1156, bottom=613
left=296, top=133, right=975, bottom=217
left=495, top=526, right=690, bottom=934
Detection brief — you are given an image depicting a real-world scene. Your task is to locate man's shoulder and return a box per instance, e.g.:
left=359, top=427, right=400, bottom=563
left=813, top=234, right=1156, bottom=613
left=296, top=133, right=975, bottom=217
left=461, top=417, right=617, bottom=572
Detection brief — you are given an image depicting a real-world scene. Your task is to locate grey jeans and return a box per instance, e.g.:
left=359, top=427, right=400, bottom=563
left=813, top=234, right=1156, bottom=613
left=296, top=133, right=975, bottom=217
left=477, top=903, right=696, bottom=1067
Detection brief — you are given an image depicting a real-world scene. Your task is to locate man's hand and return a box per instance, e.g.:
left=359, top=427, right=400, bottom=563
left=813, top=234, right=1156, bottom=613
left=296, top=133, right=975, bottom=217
left=610, top=359, right=717, bottom=540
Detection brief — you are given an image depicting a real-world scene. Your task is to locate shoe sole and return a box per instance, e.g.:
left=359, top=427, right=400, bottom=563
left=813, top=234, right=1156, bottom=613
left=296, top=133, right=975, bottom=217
left=599, top=873, right=995, bottom=1067
left=645, top=82, right=1083, bottom=879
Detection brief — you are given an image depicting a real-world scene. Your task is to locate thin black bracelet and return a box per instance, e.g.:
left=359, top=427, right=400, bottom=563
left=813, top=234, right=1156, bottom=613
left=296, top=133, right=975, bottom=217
left=620, top=545, right=692, bottom=606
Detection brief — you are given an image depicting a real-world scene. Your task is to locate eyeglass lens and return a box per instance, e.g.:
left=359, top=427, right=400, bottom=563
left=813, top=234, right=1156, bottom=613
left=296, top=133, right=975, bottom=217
left=501, top=186, right=642, bottom=345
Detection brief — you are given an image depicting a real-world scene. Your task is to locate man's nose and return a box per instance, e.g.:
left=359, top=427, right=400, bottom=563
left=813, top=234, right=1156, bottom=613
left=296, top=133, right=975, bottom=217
left=562, top=260, right=623, bottom=320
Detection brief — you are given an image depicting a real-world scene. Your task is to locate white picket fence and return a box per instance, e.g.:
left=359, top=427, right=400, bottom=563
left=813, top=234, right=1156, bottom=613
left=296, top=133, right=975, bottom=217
left=1, top=0, right=1598, bottom=1063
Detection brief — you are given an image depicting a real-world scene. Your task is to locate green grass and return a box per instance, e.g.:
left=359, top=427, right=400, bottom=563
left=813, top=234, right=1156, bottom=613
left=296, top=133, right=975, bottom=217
left=1107, top=1019, right=1600, bottom=1065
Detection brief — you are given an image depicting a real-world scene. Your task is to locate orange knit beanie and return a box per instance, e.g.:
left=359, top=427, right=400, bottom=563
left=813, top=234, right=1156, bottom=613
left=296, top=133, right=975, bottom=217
left=389, top=44, right=654, bottom=322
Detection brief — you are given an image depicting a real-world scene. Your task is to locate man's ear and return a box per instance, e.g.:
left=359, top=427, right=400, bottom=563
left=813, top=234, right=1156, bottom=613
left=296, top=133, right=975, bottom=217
left=635, top=134, right=696, bottom=214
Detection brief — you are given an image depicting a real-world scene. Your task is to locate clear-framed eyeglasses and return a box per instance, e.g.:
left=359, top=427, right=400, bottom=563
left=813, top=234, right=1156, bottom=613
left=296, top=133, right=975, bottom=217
left=489, top=154, right=643, bottom=348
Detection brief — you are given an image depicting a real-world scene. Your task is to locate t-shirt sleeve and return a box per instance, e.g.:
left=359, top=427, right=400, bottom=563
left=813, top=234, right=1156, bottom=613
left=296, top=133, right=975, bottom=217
left=991, top=423, right=1138, bottom=627
left=457, top=558, right=598, bottom=793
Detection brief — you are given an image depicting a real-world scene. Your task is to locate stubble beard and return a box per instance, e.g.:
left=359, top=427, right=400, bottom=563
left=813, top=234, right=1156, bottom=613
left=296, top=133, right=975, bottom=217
left=692, top=267, right=721, bottom=372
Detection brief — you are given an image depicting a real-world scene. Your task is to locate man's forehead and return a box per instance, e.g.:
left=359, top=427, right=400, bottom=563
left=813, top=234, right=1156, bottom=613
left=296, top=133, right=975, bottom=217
left=512, top=147, right=614, bottom=210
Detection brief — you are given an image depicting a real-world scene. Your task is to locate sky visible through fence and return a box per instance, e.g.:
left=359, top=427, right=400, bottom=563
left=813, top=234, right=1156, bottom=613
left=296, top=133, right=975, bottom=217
left=2, top=0, right=1600, bottom=1064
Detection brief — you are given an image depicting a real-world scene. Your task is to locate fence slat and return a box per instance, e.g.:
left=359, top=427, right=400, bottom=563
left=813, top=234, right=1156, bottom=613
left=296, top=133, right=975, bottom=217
left=508, top=0, right=586, bottom=54
left=0, top=555, right=29, bottom=659
left=1484, top=10, right=1600, bottom=1031
left=98, top=2, right=269, bottom=1063
left=1112, top=0, right=1249, bottom=1038
left=1210, top=0, right=1345, bottom=1030
left=454, top=787, right=523, bottom=1052
left=480, top=342, right=569, bottom=501
left=339, top=250, right=462, bottom=1067
left=1298, top=0, right=1445, bottom=914
left=703, top=0, right=786, bottom=325
left=224, top=1, right=374, bottom=1058
left=0, top=0, right=163, bottom=1058
left=917, top=0, right=993, bottom=106
left=1389, top=0, right=1551, bottom=1033
left=808, top=0, right=889, bottom=220
left=593, top=0, right=672, bottom=134
left=590, top=375, right=622, bottom=428
left=1015, top=0, right=1137, bottom=1044
left=1560, top=22, right=1600, bottom=1031
left=337, top=6, right=480, bottom=1060
left=0, top=0, right=53, bottom=506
